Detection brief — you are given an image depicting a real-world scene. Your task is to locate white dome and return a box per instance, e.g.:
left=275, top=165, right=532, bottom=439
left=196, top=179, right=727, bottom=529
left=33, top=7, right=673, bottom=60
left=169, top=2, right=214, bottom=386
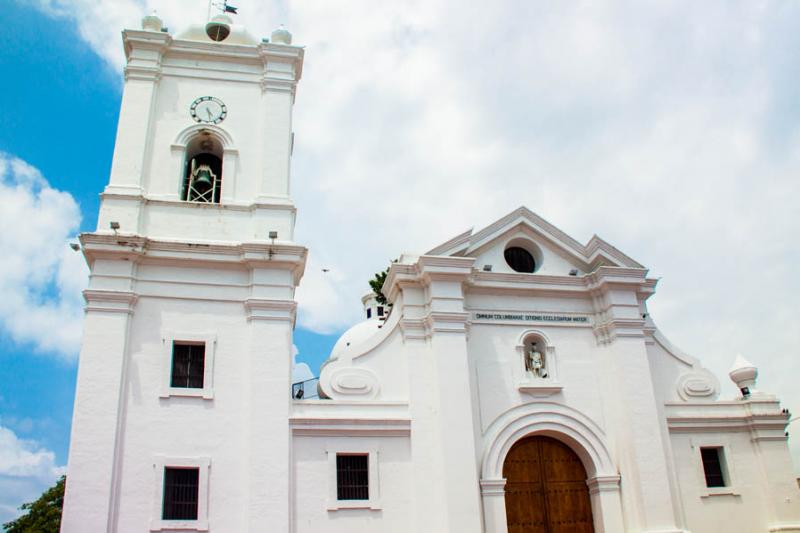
left=330, top=318, right=383, bottom=359
left=175, top=21, right=259, bottom=46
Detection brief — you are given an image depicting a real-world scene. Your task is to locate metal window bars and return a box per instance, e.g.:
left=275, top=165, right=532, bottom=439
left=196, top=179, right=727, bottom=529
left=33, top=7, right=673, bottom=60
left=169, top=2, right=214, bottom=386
left=162, top=467, right=199, bottom=520
left=171, top=343, right=205, bottom=389
left=336, top=454, right=369, bottom=500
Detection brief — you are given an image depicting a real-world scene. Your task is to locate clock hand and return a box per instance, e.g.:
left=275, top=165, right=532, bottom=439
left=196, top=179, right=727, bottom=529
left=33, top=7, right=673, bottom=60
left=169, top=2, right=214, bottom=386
left=207, top=108, right=213, bottom=120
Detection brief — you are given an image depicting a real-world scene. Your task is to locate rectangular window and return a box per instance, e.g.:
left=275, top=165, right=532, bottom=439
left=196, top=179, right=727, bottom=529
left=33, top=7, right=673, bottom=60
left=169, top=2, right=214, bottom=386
left=701, top=447, right=726, bottom=487
left=336, top=454, right=369, bottom=500
left=377, top=306, right=384, bottom=317
left=170, top=342, right=205, bottom=389
left=162, top=467, right=199, bottom=520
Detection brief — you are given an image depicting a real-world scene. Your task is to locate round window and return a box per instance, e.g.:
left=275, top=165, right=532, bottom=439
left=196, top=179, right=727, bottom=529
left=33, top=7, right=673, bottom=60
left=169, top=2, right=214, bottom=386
left=505, top=246, right=536, bottom=273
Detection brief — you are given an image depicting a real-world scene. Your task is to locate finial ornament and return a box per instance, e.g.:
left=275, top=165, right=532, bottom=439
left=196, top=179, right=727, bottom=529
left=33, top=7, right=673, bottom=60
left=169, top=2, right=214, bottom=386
left=271, top=24, right=292, bottom=45
left=141, top=12, right=163, bottom=32
left=728, top=354, right=758, bottom=398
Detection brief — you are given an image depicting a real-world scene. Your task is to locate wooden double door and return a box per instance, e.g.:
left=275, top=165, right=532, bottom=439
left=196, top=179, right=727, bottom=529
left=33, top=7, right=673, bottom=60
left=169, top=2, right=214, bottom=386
left=503, top=436, right=594, bottom=533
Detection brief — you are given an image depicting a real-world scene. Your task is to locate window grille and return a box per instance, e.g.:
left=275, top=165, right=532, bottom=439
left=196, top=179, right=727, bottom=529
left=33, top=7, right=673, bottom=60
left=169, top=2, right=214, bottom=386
left=504, top=246, right=536, bottom=273
left=700, top=447, right=726, bottom=487
left=162, top=467, right=199, bottom=520
left=171, top=343, right=205, bottom=389
left=336, top=454, right=369, bottom=500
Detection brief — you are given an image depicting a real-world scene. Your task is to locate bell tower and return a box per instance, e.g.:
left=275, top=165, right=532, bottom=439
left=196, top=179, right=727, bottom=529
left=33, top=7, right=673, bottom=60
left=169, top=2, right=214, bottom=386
left=62, top=12, right=306, bottom=532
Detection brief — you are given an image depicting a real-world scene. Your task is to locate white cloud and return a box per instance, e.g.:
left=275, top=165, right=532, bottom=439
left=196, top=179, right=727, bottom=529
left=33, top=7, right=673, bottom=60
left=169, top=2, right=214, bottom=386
left=23, top=1, right=800, bottom=468
left=0, top=422, right=65, bottom=524
left=291, top=344, right=314, bottom=384
left=0, top=153, right=88, bottom=358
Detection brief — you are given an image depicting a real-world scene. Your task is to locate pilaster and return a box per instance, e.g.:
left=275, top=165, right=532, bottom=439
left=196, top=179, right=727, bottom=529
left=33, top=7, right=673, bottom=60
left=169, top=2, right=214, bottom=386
left=258, top=44, right=303, bottom=201
left=592, top=267, right=685, bottom=532
left=243, top=253, right=304, bottom=531
left=61, top=287, right=137, bottom=533
left=105, top=30, right=169, bottom=198
left=416, top=256, right=483, bottom=532
left=245, top=297, right=295, bottom=532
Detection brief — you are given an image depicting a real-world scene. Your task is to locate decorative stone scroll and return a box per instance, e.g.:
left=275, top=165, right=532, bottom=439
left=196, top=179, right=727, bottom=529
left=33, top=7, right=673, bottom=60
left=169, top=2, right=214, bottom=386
left=675, top=371, right=720, bottom=402
left=328, top=367, right=380, bottom=399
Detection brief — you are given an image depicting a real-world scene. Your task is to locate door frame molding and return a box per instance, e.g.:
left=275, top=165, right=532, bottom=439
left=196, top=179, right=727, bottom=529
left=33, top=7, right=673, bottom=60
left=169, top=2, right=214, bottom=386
left=480, top=401, right=625, bottom=533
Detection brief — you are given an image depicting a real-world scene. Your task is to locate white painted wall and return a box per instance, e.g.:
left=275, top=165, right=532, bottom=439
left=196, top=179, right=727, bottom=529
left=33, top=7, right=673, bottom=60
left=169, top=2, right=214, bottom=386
left=319, top=214, right=800, bottom=532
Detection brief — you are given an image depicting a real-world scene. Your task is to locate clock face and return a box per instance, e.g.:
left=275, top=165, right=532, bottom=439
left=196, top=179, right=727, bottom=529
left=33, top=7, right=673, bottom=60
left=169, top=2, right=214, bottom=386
left=190, top=96, right=227, bottom=124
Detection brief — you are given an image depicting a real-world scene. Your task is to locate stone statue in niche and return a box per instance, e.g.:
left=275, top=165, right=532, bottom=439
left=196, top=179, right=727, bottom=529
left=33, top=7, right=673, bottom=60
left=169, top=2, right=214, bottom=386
left=525, top=341, right=548, bottom=378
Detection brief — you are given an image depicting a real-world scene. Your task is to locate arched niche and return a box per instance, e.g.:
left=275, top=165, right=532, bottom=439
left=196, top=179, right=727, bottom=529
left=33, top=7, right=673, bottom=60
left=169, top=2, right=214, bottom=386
left=170, top=124, right=239, bottom=203
left=515, top=329, right=562, bottom=395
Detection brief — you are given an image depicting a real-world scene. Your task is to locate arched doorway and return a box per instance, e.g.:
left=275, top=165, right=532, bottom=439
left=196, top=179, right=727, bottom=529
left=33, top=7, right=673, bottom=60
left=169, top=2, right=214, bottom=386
left=503, top=435, right=594, bottom=533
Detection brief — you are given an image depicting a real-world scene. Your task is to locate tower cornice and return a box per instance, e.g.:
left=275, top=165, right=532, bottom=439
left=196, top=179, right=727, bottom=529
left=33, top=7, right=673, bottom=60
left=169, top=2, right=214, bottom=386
left=80, top=233, right=307, bottom=283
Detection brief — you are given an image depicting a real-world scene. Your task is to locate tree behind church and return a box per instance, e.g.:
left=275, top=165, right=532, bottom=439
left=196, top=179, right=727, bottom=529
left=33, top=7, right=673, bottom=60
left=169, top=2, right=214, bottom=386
left=3, top=476, right=64, bottom=533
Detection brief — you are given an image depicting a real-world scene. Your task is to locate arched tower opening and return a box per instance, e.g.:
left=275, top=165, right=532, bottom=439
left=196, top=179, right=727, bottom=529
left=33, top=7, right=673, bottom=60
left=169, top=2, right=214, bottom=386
left=182, top=131, right=223, bottom=203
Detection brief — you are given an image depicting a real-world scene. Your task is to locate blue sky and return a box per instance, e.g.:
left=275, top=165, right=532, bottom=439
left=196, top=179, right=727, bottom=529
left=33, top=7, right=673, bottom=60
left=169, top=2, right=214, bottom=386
left=2, top=0, right=799, bottom=524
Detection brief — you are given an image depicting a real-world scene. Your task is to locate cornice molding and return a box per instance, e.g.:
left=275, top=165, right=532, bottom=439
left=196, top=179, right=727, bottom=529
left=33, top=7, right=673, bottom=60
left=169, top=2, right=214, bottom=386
left=259, top=43, right=305, bottom=79
left=399, top=317, right=428, bottom=341
left=260, top=77, right=297, bottom=95
left=593, top=317, right=647, bottom=344
left=123, top=65, right=162, bottom=82
left=99, top=190, right=296, bottom=216
left=479, top=478, right=506, bottom=496
left=244, top=298, right=297, bottom=323
left=123, top=30, right=171, bottom=56
left=80, top=233, right=307, bottom=284
left=584, top=266, right=650, bottom=288
left=168, top=39, right=262, bottom=61
left=424, top=311, right=470, bottom=335
left=586, top=475, right=621, bottom=495
left=665, top=401, right=790, bottom=441
left=289, top=417, right=411, bottom=437
left=388, top=257, right=654, bottom=308
left=425, top=206, right=645, bottom=270
left=83, top=290, right=138, bottom=315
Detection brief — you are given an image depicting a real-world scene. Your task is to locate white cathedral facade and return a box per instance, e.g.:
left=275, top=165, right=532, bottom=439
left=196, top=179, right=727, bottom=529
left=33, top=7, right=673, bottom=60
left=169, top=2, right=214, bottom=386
left=61, top=13, right=800, bottom=533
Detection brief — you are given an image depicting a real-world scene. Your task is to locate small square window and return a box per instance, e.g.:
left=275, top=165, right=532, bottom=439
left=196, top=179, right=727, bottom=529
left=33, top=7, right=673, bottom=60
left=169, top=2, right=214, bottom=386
left=700, top=447, right=726, bottom=488
left=336, top=454, right=369, bottom=500
left=377, top=306, right=384, bottom=317
left=171, top=343, right=205, bottom=389
left=162, top=467, right=199, bottom=520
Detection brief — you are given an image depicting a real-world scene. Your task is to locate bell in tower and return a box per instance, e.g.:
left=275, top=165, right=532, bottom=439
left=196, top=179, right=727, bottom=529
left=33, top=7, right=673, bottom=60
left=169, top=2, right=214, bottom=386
left=187, top=159, right=218, bottom=202
left=183, top=136, right=223, bottom=203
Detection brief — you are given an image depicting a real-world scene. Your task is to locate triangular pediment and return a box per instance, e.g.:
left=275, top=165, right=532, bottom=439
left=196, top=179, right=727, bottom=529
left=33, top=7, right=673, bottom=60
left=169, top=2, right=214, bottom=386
left=425, top=207, right=643, bottom=273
